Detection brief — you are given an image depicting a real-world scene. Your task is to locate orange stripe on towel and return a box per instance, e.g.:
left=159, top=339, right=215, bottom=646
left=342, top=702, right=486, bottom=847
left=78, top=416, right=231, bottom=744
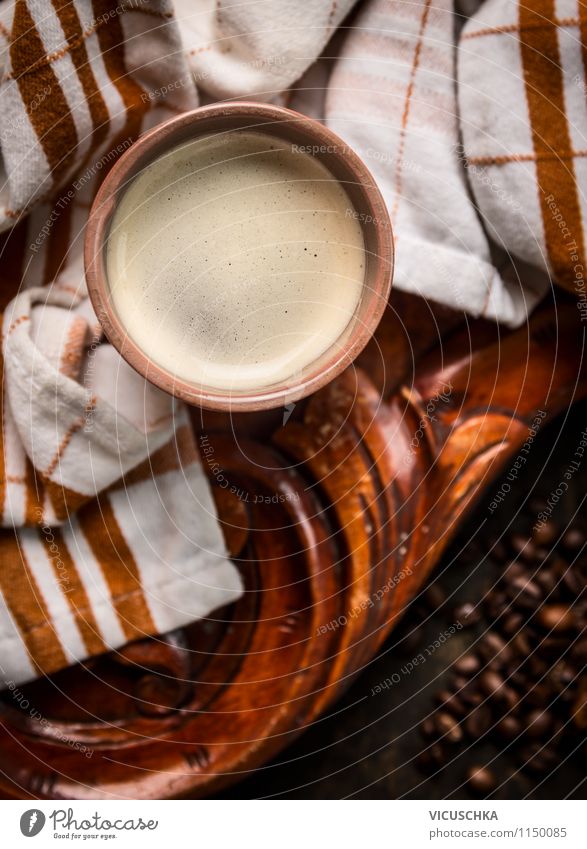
left=78, top=497, right=156, bottom=641
left=519, top=0, right=586, bottom=292
left=0, top=531, right=68, bottom=675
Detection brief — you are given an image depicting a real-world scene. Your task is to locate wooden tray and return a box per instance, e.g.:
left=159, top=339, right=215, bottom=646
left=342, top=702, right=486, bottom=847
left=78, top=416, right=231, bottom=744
left=0, top=290, right=585, bottom=799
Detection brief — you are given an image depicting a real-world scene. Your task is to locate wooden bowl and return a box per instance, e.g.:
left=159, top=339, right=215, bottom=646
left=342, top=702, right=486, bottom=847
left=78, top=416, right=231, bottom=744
left=0, top=290, right=584, bottom=799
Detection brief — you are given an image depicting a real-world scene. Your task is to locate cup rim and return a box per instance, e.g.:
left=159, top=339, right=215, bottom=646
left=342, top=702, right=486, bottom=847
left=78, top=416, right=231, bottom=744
left=85, top=101, right=394, bottom=412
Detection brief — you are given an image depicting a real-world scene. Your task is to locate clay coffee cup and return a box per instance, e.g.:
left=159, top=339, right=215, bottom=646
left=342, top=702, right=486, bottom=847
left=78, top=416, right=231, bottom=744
left=85, top=101, right=393, bottom=412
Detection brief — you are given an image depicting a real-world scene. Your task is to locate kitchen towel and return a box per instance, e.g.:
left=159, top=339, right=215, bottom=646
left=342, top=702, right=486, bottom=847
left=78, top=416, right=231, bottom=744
left=458, top=0, right=587, bottom=307
left=181, top=0, right=585, bottom=321
left=323, top=0, right=547, bottom=324
left=0, top=0, right=242, bottom=685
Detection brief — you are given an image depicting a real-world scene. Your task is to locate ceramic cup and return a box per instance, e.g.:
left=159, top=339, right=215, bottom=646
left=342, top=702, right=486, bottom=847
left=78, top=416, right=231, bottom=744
left=85, top=102, right=394, bottom=412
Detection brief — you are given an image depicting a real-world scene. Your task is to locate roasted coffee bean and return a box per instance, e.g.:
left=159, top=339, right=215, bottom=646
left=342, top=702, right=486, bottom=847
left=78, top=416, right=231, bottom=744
left=486, top=656, right=505, bottom=673
left=563, top=570, right=582, bottom=595
left=479, top=632, right=511, bottom=665
left=513, top=632, right=531, bottom=655
left=424, top=583, right=446, bottom=609
left=420, top=716, right=437, bottom=739
left=526, top=709, right=553, bottom=738
left=464, top=704, right=491, bottom=738
left=510, top=535, right=536, bottom=562
left=511, top=575, right=542, bottom=599
left=490, top=590, right=510, bottom=609
left=561, top=527, right=586, bottom=554
left=467, top=765, right=497, bottom=794
left=548, top=661, right=576, bottom=691
left=480, top=670, right=506, bottom=698
left=435, top=689, right=468, bottom=718
left=435, top=711, right=463, bottom=743
left=496, top=714, right=521, bottom=740
left=502, top=561, right=526, bottom=582
left=538, top=604, right=575, bottom=631
left=532, top=521, right=558, bottom=547
left=550, top=557, right=569, bottom=579
left=511, top=577, right=543, bottom=610
left=454, top=653, right=480, bottom=676
left=502, top=685, right=520, bottom=710
left=535, top=569, right=558, bottom=594
left=435, top=689, right=453, bottom=707
left=520, top=743, right=558, bottom=775
left=429, top=742, right=447, bottom=766
left=453, top=676, right=483, bottom=706
left=454, top=602, right=481, bottom=628
left=502, top=612, right=525, bottom=635
left=534, top=546, right=550, bottom=562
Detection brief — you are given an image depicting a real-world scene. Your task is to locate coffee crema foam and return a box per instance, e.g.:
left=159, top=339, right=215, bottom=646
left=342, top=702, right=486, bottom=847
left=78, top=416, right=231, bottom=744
left=107, top=130, right=365, bottom=391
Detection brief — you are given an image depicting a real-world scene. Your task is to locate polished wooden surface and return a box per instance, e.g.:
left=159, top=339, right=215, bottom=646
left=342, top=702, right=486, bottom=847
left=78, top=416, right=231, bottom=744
left=0, top=290, right=584, bottom=799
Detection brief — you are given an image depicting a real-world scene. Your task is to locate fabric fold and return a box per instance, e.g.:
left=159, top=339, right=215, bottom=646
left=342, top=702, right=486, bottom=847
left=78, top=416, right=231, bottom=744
left=458, top=0, right=587, bottom=301
left=322, top=0, right=547, bottom=326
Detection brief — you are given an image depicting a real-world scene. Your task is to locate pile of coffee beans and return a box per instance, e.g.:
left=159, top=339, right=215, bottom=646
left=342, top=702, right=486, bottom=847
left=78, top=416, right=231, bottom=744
left=415, top=512, right=586, bottom=794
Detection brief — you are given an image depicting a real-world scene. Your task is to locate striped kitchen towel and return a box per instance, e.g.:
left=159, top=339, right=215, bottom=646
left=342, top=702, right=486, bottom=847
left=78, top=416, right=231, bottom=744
left=318, top=0, right=565, bottom=324
left=176, top=0, right=357, bottom=102
left=0, top=0, right=242, bottom=686
left=458, top=0, right=587, bottom=308
left=322, top=0, right=535, bottom=325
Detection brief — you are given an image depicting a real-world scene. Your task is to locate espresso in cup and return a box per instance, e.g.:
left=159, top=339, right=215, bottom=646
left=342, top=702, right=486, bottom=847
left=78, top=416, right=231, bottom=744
left=106, top=130, right=366, bottom=392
